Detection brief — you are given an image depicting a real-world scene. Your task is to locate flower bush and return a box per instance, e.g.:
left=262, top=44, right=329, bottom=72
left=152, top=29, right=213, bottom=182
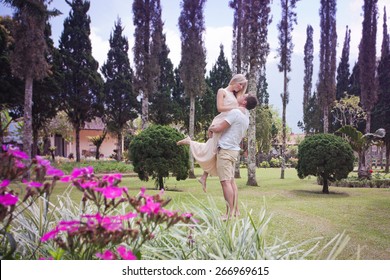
left=0, top=145, right=193, bottom=260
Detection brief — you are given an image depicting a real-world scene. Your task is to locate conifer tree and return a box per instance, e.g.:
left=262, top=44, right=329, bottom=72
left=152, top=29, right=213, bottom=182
left=101, top=19, right=139, bottom=161
left=358, top=0, right=378, bottom=173
left=201, top=44, right=232, bottom=138
left=132, top=0, right=162, bottom=129
left=59, top=0, right=103, bottom=162
left=229, top=0, right=244, bottom=73
left=336, top=26, right=351, bottom=100
left=277, top=0, right=299, bottom=179
left=4, top=0, right=57, bottom=158
left=348, top=62, right=361, bottom=97
left=257, top=65, right=269, bottom=106
left=0, top=16, right=24, bottom=120
left=178, top=0, right=207, bottom=178
left=171, top=67, right=187, bottom=125
left=301, top=25, right=320, bottom=134
left=317, top=0, right=337, bottom=133
left=232, top=0, right=271, bottom=186
left=359, top=0, right=378, bottom=135
left=31, top=22, right=61, bottom=157
left=372, top=6, right=390, bottom=171
left=303, top=25, right=313, bottom=113
left=149, top=30, right=175, bottom=125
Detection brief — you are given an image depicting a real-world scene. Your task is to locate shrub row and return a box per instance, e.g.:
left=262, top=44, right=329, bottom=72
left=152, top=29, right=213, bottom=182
left=53, top=159, right=134, bottom=174
left=334, top=178, right=390, bottom=188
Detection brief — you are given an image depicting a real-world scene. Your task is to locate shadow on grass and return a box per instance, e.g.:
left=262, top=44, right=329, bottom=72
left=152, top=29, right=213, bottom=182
left=291, top=189, right=350, bottom=198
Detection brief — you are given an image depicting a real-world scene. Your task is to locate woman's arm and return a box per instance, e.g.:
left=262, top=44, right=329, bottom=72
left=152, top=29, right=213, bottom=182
left=216, top=88, right=237, bottom=112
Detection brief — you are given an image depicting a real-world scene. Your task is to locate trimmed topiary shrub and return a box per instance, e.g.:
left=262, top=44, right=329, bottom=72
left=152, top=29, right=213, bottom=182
left=296, top=133, right=354, bottom=194
left=128, top=125, right=189, bottom=190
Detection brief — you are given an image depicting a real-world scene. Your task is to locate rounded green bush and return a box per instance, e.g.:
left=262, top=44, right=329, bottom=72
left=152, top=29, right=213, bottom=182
left=296, top=133, right=354, bottom=194
left=128, top=125, right=189, bottom=190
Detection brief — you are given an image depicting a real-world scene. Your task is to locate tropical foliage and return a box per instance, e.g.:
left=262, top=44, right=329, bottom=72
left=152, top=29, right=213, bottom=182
left=336, top=125, right=386, bottom=179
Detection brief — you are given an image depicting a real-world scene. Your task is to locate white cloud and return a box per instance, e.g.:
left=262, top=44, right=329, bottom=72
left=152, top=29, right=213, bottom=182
left=165, top=28, right=181, bottom=67
left=204, top=26, right=232, bottom=71
left=90, top=27, right=110, bottom=69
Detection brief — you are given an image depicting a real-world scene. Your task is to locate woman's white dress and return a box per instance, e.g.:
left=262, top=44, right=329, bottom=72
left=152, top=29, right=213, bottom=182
left=189, top=89, right=238, bottom=176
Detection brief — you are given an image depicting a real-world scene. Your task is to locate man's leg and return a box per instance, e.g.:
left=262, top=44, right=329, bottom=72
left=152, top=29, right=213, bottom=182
left=217, top=149, right=239, bottom=219
left=231, top=178, right=239, bottom=216
left=220, top=179, right=234, bottom=217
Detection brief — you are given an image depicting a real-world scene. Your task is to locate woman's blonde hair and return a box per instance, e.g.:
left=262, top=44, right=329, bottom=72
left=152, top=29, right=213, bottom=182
left=229, top=74, right=248, bottom=97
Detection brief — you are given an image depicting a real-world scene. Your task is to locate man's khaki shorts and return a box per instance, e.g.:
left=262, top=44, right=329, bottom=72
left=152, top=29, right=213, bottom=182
left=216, top=149, right=239, bottom=182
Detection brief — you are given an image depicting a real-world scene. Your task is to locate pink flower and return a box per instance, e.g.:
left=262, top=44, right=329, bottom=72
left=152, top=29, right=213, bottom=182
left=162, top=209, right=176, bottom=217
left=36, top=156, right=51, bottom=167
left=120, top=212, right=137, bottom=220
left=57, top=220, right=80, bottom=233
left=15, top=159, right=26, bottom=169
left=60, top=176, right=72, bottom=182
left=101, top=187, right=125, bottom=199
left=182, top=213, right=193, bottom=218
left=96, top=250, right=116, bottom=260
left=117, top=246, right=137, bottom=260
left=26, top=181, right=43, bottom=188
left=140, top=199, right=161, bottom=215
left=102, top=221, right=122, bottom=231
left=41, top=228, right=59, bottom=242
left=0, top=179, right=10, bottom=188
left=0, top=193, right=18, bottom=206
left=73, top=166, right=94, bottom=178
left=80, top=181, right=98, bottom=189
left=9, top=149, right=29, bottom=160
left=46, top=167, right=64, bottom=177
left=102, top=173, right=122, bottom=184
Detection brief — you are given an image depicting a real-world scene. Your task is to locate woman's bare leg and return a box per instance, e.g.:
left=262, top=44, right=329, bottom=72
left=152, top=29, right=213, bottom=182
left=198, top=171, right=208, bottom=192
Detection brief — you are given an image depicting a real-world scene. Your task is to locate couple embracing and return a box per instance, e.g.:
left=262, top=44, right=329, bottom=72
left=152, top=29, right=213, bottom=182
left=177, top=74, right=257, bottom=219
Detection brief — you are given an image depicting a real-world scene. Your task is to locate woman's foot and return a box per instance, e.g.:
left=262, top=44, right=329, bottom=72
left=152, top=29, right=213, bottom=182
left=176, top=136, right=191, bottom=145
left=198, top=177, right=207, bottom=193
left=221, top=214, right=230, bottom=221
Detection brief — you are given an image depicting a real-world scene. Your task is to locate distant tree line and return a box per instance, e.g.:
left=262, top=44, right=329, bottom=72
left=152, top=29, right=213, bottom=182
left=1, top=0, right=389, bottom=182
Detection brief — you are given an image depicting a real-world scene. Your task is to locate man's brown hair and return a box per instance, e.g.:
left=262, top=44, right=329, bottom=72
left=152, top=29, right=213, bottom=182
left=245, top=93, right=258, bottom=110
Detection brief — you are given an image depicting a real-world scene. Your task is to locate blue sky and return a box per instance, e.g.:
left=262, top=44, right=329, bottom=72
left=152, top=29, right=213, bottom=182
left=1, top=0, right=389, bottom=132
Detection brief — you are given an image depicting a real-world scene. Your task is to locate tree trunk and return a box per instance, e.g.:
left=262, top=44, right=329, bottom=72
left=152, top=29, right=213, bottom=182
left=323, top=105, right=329, bottom=133
left=385, top=140, right=390, bottom=173
left=117, top=132, right=123, bottom=161
left=158, top=176, right=164, bottom=190
left=95, top=147, right=100, bottom=160
left=358, top=151, right=370, bottom=179
left=43, top=127, right=51, bottom=156
left=188, top=94, right=195, bottom=178
left=378, top=145, right=383, bottom=169
left=234, top=160, right=241, bottom=178
left=23, top=76, right=33, bottom=159
left=322, top=174, right=329, bottom=194
left=75, top=125, right=81, bottom=162
left=32, top=129, right=39, bottom=157
left=141, top=95, right=149, bottom=130
left=280, top=69, right=288, bottom=179
left=365, top=111, right=372, bottom=169
left=235, top=140, right=243, bottom=178
left=246, top=109, right=258, bottom=186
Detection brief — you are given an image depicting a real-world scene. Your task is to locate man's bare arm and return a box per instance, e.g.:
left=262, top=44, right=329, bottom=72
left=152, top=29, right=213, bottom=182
left=208, top=120, right=230, bottom=134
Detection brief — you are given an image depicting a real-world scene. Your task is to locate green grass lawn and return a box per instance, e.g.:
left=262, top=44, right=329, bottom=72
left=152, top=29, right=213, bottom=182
left=50, top=167, right=390, bottom=260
